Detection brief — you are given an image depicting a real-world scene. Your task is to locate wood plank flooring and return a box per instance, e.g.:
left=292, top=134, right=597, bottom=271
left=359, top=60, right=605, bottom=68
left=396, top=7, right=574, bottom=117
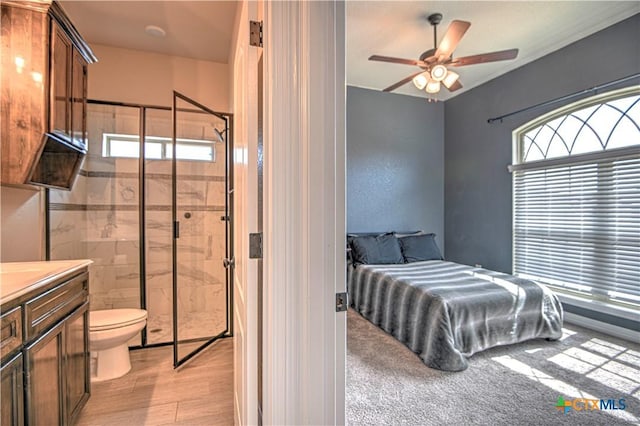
left=76, top=338, right=234, bottom=426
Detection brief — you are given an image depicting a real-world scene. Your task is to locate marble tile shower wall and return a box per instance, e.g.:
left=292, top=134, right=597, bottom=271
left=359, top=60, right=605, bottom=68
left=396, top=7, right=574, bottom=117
left=50, top=174, right=88, bottom=260
left=50, top=105, right=228, bottom=346
left=145, top=159, right=228, bottom=344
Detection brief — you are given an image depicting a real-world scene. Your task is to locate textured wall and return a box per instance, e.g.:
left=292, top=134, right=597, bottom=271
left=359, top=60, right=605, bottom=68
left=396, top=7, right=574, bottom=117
left=444, top=15, right=640, bottom=273
left=347, top=86, right=445, bottom=250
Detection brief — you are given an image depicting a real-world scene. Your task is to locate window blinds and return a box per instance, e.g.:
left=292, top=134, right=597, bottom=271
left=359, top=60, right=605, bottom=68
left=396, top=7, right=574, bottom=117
left=513, top=154, right=640, bottom=308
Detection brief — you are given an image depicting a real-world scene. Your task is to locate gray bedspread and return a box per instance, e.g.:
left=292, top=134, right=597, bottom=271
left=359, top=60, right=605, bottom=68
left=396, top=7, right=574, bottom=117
left=348, top=260, right=563, bottom=371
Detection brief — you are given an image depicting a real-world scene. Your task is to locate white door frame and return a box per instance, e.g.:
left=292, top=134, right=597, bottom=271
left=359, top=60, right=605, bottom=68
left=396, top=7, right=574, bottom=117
left=231, top=1, right=259, bottom=424
left=262, top=1, right=346, bottom=424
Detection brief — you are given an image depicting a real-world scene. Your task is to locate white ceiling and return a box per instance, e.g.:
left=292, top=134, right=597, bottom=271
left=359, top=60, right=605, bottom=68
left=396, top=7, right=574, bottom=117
left=347, top=1, right=639, bottom=100
left=59, top=1, right=638, bottom=100
left=59, top=1, right=238, bottom=63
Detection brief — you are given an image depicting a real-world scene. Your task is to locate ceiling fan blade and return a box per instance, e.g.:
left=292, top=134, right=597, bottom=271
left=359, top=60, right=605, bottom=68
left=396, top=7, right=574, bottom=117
left=446, top=80, right=463, bottom=92
left=434, top=20, right=471, bottom=60
left=449, top=49, right=519, bottom=67
left=369, top=55, right=423, bottom=67
left=383, top=71, right=424, bottom=92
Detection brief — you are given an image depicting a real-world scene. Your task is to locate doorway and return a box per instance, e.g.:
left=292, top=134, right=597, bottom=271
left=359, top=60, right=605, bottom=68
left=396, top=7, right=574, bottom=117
left=46, top=96, right=233, bottom=368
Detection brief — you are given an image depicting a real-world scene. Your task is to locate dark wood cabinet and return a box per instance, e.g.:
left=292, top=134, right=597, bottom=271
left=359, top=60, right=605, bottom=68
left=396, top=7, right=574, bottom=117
left=64, top=305, right=90, bottom=425
left=1, top=353, right=24, bottom=426
left=0, top=2, right=49, bottom=187
left=50, top=21, right=88, bottom=147
left=51, top=23, right=72, bottom=138
left=0, top=0, right=96, bottom=187
left=25, top=322, right=64, bottom=425
left=1, top=268, right=90, bottom=425
left=71, top=48, right=87, bottom=145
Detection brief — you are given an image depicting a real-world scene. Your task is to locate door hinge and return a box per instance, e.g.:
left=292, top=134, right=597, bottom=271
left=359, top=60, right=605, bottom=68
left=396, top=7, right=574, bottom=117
left=223, top=257, right=235, bottom=269
left=249, top=232, right=263, bottom=259
left=335, top=292, right=348, bottom=312
left=250, top=20, right=263, bottom=47
left=173, top=221, right=180, bottom=239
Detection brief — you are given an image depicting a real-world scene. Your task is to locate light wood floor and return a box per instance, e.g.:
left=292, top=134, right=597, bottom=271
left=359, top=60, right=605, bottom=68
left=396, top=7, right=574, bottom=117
left=76, top=338, right=234, bottom=426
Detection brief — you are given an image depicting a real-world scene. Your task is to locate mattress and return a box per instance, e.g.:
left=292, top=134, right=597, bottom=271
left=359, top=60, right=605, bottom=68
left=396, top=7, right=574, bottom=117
left=348, top=260, right=563, bottom=371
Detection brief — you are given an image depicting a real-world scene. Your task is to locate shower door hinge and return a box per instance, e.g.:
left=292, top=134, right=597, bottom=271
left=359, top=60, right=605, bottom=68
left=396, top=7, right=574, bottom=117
left=250, top=20, right=263, bottom=47
left=249, top=232, right=263, bottom=259
left=336, top=292, right=348, bottom=312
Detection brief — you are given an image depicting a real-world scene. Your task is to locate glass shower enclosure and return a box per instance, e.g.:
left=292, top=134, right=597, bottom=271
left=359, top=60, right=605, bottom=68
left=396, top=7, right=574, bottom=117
left=171, top=91, right=231, bottom=365
left=47, top=95, right=233, bottom=367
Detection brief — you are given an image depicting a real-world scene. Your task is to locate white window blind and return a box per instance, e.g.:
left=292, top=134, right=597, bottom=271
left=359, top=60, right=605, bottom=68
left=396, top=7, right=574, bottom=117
left=512, top=87, right=640, bottom=310
left=513, top=155, right=640, bottom=308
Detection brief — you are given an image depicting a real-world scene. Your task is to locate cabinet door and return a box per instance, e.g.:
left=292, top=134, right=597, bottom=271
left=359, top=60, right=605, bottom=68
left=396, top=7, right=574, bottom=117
left=65, top=303, right=90, bottom=424
left=70, top=49, right=87, bottom=146
left=25, top=322, right=64, bottom=426
left=1, top=353, right=24, bottom=426
left=0, top=4, right=49, bottom=185
left=50, top=24, right=71, bottom=137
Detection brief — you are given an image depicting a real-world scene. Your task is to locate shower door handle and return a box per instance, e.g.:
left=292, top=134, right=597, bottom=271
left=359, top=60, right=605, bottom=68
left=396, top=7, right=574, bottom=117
left=223, top=257, right=235, bottom=269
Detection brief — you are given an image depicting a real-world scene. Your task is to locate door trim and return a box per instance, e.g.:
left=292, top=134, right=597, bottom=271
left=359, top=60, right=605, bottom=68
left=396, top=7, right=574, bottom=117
left=262, top=1, right=346, bottom=424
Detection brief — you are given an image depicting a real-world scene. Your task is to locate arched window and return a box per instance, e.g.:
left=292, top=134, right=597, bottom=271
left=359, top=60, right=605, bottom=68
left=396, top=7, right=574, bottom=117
left=511, top=86, right=640, bottom=313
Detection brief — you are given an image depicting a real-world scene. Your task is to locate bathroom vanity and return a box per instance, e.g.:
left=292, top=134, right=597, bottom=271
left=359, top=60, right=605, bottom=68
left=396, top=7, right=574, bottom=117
left=1, top=260, right=92, bottom=425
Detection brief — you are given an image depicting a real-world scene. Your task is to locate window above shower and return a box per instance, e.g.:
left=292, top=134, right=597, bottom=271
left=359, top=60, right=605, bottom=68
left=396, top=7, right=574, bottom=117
left=102, top=133, right=216, bottom=162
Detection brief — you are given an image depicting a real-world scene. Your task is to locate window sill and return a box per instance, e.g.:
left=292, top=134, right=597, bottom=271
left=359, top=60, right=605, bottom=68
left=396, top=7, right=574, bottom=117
left=554, top=291, right=639, bottom=319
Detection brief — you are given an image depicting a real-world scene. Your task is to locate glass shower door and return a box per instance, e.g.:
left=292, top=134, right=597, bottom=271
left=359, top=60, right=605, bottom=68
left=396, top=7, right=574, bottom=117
left=172, top=91, right=230, bottom=367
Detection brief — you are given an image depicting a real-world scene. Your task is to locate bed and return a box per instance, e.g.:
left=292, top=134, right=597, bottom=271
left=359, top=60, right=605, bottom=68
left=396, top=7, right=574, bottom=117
left=347, top=232, right=563, bottom=372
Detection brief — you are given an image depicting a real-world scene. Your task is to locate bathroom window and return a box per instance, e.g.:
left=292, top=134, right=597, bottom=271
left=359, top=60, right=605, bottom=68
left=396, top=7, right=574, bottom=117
left=102, top=133, right=216, bottom=162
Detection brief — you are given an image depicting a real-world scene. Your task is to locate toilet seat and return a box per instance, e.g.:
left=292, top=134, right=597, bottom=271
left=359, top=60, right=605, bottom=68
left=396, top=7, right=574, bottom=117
left=90, top=309, right=147, bottom=331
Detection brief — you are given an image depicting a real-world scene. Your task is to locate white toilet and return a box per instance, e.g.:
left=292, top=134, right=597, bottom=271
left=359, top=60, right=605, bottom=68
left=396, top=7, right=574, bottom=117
left=89, top=309, right=147, bottom=382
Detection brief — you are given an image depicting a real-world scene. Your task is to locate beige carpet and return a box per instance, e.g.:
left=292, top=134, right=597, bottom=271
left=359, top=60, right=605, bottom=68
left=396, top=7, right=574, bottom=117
left=347, top=309, right=640, bottom=425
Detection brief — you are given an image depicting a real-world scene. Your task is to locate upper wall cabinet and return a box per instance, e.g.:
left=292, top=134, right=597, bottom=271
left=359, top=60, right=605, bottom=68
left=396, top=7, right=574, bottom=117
left=0, top=0, right=96, bottom=188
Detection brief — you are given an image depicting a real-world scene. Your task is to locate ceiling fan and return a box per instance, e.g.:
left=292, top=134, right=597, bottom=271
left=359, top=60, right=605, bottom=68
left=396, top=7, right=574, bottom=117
left=369, top=13, right=519, bottom=96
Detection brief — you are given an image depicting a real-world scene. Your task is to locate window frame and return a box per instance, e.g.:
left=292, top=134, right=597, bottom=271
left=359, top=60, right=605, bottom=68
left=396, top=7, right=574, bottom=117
left=101, top=133, right=217, bottom=162
left=511, top=86, right=640, bottom=172
left=511, top=85, right=640, bottom=313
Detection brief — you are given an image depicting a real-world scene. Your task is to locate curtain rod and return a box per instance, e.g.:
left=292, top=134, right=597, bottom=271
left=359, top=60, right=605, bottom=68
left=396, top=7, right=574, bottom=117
left=487, top=73, right=640, bottom=124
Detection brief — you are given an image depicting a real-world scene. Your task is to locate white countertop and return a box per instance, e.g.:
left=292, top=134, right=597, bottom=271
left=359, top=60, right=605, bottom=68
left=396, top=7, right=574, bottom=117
left=0, top=260, right=92, bottom=305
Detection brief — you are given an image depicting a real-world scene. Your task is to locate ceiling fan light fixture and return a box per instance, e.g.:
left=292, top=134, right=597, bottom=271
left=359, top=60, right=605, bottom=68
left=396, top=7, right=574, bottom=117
left=368, top=13, right=519, bottom=96
left=442, top=70, right=460, bottom=89
left=412, top=73, right=428, bottom=90
left=430, top=64, right=447, bottom=82
left=425, top=79, right=441, bottom=94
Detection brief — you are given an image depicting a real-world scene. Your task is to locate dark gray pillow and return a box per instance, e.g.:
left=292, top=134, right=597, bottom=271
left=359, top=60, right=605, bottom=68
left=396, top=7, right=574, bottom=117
left=350, top=233, right=404, bottom=265
left=399, top=233, right=443, bottom=262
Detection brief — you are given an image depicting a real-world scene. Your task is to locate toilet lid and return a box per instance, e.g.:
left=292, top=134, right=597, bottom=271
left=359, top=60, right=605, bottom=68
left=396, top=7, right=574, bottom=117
left=90, top=309, right=147, bottom=331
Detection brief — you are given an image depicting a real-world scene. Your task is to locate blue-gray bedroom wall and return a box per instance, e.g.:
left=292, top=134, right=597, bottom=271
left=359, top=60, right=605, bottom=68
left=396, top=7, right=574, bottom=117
left=347, top=86, right=445, bottom=249
left=444, top=14, right=640, bottom=273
